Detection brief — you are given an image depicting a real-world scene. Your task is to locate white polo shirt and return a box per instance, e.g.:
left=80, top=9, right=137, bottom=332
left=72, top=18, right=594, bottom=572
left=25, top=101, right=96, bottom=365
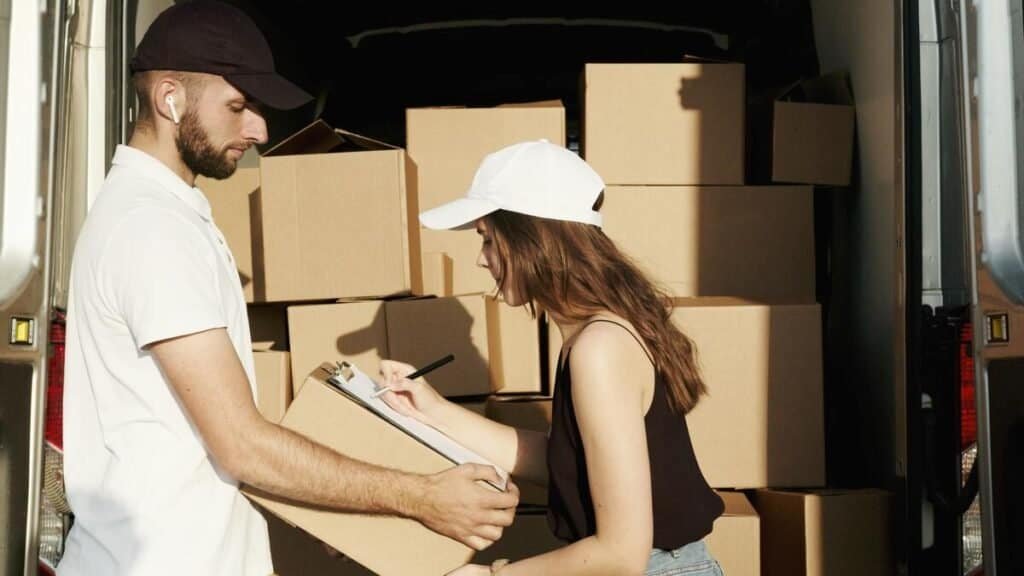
left=59, top=145, right=272, bottom=576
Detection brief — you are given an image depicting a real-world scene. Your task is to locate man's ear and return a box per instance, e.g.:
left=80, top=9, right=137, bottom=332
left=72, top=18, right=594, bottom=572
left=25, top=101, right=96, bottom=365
left=155, top=77, right=185, bottom=126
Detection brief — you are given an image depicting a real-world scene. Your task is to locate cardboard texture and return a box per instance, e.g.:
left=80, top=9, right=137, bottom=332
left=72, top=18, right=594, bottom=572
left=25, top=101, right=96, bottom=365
left=245, top=370, right=481, bottom=576
left=705, top=491, right=761, bottom=576
left=257, top=120, right=421, bottom=302
left=264, top=508, right=373, bottom=576
left=407, top=104, right=565, bottom=295
left=253, top=351, right=292, bottom=423
left=485, top=397, right=552, bottom=432
left=673, top=298, right=825, bottom=488
left=472, top=511, right=565, bottom=565
left=773, top=101, right=855, bottom=186
left=198, top=168, right=259, bottom=302
left=773, top=73, right=855, bottom=186
left=386, top=295, right=543, bottom=397
left=287, top=300, right=389, bottom=396
left=750, top=489, right=893, bottom=576
left=422, top=252, right=454, bottom=297
left=583, top=63, right=745, bottom=185
left=485, top=297, right=544, bottom=394
left=385, top=295, right=490, bottom=397
left=602, top=186, right=815, bottom=301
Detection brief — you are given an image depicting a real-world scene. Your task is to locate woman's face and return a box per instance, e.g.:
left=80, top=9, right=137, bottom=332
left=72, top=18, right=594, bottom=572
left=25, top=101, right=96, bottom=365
left=475, top=218, right=520, bottom=306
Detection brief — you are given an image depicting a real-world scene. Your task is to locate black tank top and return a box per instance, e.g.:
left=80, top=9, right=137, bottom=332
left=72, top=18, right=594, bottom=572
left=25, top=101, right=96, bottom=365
left=546, top=319, right=724, bottom=548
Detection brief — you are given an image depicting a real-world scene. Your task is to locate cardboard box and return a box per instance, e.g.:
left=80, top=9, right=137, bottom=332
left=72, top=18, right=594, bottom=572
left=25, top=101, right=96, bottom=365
left=264, top=510, right=374, bottom=576
left=287, top=300, right=389, bottom=396
left=246, top=369, right=487, bottom=576
left=385, top=295, right=543, bottom=397
left=472, top=510, right=565, bottom=565
left=602, top=185, right=815, bottom=302
left=407, top=103, right=565, bottom=295
left=198, top=168, right=259, bottom=302
left=386, top=295, right=490, bottom=397
left=706, top=491, right=761, bottom=576
left=674, top=298, right=824, bottom=488
left=770, top=73, right=855, bottom=186
left=485, top=397, right=552, bottom=433
left=253, top=350, right=292, bottom=423
left=583, top=62, right=745, bottom=185
left=258, top=120, right=421, bottom=302
left=749, top=489, right=893, bottom=576
left=485, top=297, right=544, bottom=394
left=422, top=252, right=454, bottom=297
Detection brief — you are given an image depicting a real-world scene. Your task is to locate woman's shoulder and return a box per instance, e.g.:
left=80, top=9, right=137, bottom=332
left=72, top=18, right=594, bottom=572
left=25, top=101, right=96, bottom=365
left=573, top=315, right=642, bottom=351
left=570, top=315, right=652, bottom=373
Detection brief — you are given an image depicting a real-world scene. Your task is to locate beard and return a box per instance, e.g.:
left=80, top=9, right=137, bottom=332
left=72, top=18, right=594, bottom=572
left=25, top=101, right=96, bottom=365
left=176, top=108, right=240, bottom=180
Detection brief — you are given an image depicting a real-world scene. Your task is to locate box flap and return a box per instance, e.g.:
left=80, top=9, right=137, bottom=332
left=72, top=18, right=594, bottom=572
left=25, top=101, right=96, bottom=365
left=717, top=491, right=758, bottom=517
left=265, top=119, right=398, bottom=157
left=680, top=54, right=739, bottom=65
left=779, top=71, right=854, bottom=106
left=409, top=100, right=564, bottom=112
left=497, top=100, right=564, bottom=109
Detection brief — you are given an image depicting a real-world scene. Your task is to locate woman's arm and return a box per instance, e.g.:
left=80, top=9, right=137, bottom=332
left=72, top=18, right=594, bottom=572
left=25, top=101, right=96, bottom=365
left=491, top=323, right=656, bottom=575
left=380, top=360, right=548, bottom=485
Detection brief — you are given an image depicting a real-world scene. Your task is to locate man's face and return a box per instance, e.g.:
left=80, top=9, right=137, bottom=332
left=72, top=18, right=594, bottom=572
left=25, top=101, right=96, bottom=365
left=176, top=76, right=268, bottom=179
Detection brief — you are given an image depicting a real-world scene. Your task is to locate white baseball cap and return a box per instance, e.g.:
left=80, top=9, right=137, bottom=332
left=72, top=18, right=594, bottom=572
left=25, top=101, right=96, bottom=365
left=418, top=139, right=606, bottom=230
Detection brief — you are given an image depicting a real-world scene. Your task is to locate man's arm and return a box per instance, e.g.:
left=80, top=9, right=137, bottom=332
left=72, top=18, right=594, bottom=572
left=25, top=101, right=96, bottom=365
left=149, top=327, right=517, bottom=550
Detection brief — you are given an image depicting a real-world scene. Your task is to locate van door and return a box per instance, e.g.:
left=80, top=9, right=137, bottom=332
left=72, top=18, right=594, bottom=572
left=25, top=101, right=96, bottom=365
left=960, top=0, right=1024, bottom=574
left=0, top=0, right=66, bottom=574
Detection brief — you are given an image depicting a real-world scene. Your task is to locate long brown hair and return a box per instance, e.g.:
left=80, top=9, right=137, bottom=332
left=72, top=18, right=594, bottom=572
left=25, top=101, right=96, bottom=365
left=483, top=208, right=707, bottom=415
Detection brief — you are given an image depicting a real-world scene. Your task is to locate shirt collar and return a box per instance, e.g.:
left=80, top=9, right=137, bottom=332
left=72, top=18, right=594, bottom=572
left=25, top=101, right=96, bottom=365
left=112, top=144, right=213, bottom=221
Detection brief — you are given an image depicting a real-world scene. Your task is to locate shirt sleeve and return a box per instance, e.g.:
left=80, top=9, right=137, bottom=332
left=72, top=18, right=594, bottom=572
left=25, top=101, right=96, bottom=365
left=104, top=207, right=226, bottom=349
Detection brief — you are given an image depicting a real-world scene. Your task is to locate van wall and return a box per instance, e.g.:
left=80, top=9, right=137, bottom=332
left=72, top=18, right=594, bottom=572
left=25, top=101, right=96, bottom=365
left=810, top=0, right=905, bottom=489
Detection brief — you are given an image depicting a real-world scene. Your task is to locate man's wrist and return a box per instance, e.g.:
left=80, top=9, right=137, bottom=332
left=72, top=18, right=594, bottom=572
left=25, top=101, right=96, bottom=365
left=391, top=471, right=428, bottom=518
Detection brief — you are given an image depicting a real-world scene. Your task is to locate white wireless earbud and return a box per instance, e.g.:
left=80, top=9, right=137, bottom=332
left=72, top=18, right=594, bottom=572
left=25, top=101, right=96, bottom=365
left=165, top=95, right=180, bottom=125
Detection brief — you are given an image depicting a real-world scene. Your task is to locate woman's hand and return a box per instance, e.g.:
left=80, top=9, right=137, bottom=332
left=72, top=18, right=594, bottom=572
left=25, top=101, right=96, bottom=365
left=378, top=359, right=449, bottom=427
left=445, top=563, right=492, bottom=576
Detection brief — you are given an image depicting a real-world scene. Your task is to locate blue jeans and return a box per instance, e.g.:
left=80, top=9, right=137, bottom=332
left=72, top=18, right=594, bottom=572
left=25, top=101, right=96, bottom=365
left=645, top=540, right=724, bottom=576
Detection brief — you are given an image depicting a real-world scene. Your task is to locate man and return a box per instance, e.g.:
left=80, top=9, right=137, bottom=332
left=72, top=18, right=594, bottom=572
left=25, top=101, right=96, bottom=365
left=58, top=2, right=517, bottom=575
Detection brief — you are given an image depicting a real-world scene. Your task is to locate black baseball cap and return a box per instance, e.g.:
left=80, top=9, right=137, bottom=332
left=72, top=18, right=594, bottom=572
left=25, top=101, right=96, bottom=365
left=130, top=0, right=313, bottom=110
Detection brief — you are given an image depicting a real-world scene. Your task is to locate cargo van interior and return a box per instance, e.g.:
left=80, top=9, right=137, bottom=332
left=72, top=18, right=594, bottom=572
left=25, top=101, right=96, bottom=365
left=107, top=0, right=920, bottom=573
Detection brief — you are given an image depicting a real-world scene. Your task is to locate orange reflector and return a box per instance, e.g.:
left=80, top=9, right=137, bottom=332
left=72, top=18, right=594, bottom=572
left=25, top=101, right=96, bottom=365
left=9, top=316, right=35, bottom=345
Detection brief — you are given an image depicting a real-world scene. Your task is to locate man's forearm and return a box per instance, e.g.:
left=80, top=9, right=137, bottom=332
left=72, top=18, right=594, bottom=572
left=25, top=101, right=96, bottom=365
left=235, top=418, right=425, bottom=517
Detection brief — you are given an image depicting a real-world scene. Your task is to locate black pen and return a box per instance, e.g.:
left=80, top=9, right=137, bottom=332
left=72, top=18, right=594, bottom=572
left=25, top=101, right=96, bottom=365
left=373, top=354, right=455, bottom=397
left=405, top=353, right=455, bottom=380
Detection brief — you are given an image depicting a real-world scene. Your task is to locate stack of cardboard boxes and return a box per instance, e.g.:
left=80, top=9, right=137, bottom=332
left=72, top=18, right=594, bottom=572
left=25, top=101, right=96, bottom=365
left=201, top=59, right=891, bottom=576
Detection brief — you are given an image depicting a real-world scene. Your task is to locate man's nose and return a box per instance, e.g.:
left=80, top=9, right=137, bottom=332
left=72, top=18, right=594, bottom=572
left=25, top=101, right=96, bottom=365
left=242, top=109, right=268, bottom=145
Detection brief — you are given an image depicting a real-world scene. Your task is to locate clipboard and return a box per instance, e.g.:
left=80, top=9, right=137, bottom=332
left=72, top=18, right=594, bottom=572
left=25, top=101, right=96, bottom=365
left=325, top=361, right=510, bottom=491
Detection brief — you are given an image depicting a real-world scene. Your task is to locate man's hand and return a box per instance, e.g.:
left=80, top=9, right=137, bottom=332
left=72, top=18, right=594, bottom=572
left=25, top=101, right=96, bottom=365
left=411, top=464, right=519, bottom=550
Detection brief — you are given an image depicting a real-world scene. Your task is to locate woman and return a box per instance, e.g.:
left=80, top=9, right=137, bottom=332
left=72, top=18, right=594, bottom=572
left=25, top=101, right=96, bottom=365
left=379, top=140, right=725, bottom=576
